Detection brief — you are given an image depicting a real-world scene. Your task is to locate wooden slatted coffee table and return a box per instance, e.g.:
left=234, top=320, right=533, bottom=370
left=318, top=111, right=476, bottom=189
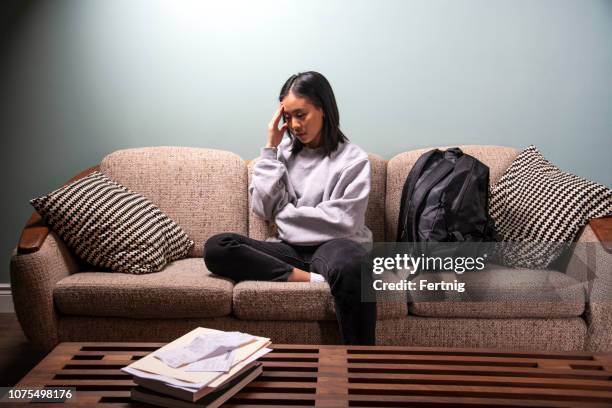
left=11, top=342, right=612, bottom=407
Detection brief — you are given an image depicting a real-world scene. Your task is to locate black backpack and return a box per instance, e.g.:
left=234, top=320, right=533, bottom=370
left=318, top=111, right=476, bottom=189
left=396, top=147, right=497, bottom=245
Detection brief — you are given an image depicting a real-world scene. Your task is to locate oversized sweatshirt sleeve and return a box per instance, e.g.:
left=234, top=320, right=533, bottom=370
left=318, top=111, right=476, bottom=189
left=249, top=147, right=295, bottom=222
left=274, top=158, right=371, bottom=245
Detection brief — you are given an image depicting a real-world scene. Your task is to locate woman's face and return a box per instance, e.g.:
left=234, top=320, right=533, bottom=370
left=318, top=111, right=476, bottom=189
left=282, top=91, right=324, bottom=148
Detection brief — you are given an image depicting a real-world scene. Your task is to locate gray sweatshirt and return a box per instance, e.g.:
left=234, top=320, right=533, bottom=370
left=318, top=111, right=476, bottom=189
left=249, top=136, right=372, bottom=245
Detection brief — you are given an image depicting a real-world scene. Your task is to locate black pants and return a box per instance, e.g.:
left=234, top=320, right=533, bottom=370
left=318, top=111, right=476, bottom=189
left=203, top=233, right=377, bottom=345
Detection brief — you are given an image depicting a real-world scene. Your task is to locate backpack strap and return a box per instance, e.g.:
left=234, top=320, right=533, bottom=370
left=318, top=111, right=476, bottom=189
left=406, top=159, right=455, bottom=242
left=396, top=149, right=440, bottom=241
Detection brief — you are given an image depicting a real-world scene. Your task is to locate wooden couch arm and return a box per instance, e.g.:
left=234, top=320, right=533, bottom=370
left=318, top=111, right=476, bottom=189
left=562, top=217, right=612, bottom=352
left=17, top=165, right=100, bottom=254
left=590, top=217, right=612, bottom=253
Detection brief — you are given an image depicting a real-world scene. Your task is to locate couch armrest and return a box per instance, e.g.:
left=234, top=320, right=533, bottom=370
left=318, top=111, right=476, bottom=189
left=589, top=217, right=612, bottom=253
left=10, top=232, right=81, bottom=352
left=565, top=221, right=612, bottom=352
left=17, top=165, right=99, bottom=254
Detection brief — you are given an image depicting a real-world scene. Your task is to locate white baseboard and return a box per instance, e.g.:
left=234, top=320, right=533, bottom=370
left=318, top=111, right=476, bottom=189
left=0, top=283, right=14, bottom=313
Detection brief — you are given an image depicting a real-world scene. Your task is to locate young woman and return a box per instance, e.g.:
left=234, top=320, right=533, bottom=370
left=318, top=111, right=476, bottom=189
left=204, top=71, right=376, bottom=345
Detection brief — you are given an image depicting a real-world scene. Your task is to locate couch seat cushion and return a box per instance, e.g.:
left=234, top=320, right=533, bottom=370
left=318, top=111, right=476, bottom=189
left=54, top=258, right=232, bottom=318
left=409, top=264, right=585, bottom=318
left=233, top=281, right=407, bottom=321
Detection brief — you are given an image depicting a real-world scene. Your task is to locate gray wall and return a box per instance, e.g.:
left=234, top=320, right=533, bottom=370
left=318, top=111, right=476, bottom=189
left=1, top=0, right=611, bottom=283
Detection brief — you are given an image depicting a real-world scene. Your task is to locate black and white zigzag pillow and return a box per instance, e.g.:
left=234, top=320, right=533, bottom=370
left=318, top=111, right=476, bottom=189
left=30, top=171, right=194, bottom=274
left=490, top=145, right=611, bottom=269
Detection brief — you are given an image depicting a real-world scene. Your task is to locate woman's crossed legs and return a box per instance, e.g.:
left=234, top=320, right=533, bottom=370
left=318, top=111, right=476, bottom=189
left=203, top=233, right=376, bottom=345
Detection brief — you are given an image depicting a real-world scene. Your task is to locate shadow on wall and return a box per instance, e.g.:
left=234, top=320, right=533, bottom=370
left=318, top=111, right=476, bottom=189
left=0, top=1, right=35, bottom=49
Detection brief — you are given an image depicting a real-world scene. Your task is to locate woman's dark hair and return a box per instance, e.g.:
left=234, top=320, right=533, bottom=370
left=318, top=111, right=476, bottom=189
left=279, top=71, right=348, bottom=157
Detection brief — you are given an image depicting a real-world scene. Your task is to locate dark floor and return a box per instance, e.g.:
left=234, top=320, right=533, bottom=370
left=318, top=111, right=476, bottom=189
left=0, top=313, right=48, bottom=386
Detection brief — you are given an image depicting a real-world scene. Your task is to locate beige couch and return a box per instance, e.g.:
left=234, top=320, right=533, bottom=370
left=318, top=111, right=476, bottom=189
left=10, top=145, right=610, bottom=353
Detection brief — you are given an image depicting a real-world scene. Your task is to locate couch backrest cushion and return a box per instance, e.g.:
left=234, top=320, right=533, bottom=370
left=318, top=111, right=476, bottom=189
left=366, top=154, right=387, bottom=241
left=248, top=153, right=386, bottom=242
left=100, top=147, right=248, bottom=257
left=247, top=157, right=275, bottom=241
left=385, top=145, right=519, bottom=241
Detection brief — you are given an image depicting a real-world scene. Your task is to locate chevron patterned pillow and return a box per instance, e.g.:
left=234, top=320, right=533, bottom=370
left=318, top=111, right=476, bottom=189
left=30, top=171, right=194, bottom=274
left=490, top=145, right=611, bottom=269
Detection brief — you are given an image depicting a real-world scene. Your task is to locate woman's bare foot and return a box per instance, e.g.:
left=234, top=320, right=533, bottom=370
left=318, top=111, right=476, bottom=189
left=287, top=267, right=311, bottom=282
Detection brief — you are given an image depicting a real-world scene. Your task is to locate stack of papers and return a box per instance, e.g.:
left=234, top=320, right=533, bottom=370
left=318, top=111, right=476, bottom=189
left=155, top=331, right=256, bottom=372
left=122, top=327, right=271, bottom=405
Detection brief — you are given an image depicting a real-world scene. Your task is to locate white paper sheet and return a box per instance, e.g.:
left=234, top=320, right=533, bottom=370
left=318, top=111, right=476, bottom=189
left=122, top=347, right=272, bottom=392
left=155, top=332, right=254, bottom=368
left=184, top=349, right=235, bottom=373
left=126, top=327, right=270, bottom=384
